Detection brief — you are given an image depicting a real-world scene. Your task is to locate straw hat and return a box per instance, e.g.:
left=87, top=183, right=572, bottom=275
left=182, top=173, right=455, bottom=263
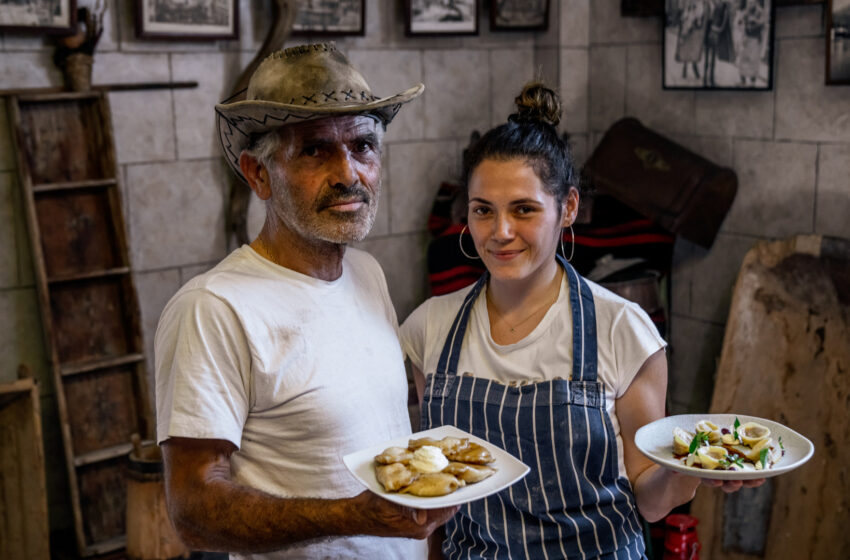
left=216, top=42, right=424, bottom=183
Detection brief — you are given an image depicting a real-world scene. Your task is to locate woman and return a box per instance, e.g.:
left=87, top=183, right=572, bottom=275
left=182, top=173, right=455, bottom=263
left=399, top=83, right=763, bottom=559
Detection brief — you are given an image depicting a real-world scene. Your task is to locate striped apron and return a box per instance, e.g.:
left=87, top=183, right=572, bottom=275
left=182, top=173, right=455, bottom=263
left=421, top=256, right=646, bottom=559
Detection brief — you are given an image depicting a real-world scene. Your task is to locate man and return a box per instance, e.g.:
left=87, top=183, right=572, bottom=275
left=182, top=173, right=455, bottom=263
left=154, top=43, right=455, bottom=559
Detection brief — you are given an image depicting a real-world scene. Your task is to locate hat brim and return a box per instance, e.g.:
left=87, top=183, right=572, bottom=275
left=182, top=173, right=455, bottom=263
left=216, top=83, right=424, bottom=184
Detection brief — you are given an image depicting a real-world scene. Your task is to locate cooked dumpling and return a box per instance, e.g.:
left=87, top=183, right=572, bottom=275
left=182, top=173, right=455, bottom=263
left=447, top=442, right=494, bottom=464
left=739, top=422, right=770, bottom=446
left=375, top=446, right=414, bottom=465
left=695, top=446, right=728, bottom=470
left=400, top=473, right=464, bottom=496
left=409, top=436, right=469, bottom=454
left=695, top=420, right=722, bottom=444
left=443, top=462, right=497, bottom=484
left=672, top=427, right=694, bottom=455
left=376, top=463, right=418, bottom=492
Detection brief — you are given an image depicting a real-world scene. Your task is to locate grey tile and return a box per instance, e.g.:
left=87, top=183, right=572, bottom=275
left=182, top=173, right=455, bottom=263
left=723, top=139, right=817, bottom=238
left=533, top=46, right=561, bottom=89
left=667, top=314, right=726, bottom=414
left=0, top=51, right=61, bottom=89
left=590, top=0, right=660, bottom=45
left=559, top=0, right=590, bottom=47
left=559, top=48, right=589, bottom=134
left=625, top=44, right=696, bottom=137
left=387, top=140, right=460, bottom=235
left=109, top=90, right=176, bottom=164
left=674, top=233, right=759, bottom=324
left=816, top=144, right=850, bottom=239
left=126, top=159, right=228, bottom=270
left=134, top=268, right=182, bottom=409
left=355, top=232, right=431, bottom=321
left=0, top=288, right=51, bottom=393
left=490, top=48, right=535, bottom=127
left=348, top=49, right=425, bottom=143
left=775, top=5, right=824, bottom=39
left=776, top=38, right=850, bottom=142
left=423, top=49, right=490, bottom=140
left=589, top=46, right=626, bottom=133
left=666, top=133, right=734, bottom=168
left=172, top=52, right=237, bottom=160
left=694, top=90, right=774, bottom=139
left=91, top=52, right=170, bottom=87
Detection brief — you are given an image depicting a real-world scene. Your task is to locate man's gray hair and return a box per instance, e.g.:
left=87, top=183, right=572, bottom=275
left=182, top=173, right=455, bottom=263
left=245, top=129, right=285, bottom=171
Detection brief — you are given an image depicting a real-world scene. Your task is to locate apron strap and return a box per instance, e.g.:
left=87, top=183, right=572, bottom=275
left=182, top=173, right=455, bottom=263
left=435, top=273, right=488, bottom=377
left=559, top=254, right=598, bottom=382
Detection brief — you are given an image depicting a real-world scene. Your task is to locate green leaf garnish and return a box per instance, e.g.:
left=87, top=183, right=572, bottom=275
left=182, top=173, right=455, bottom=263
left=779, top=436, right=784, bottom=450
left=688, top=431, right=710, bottom=454
left=720, top=454, right=744, bottom=469
left=759, top=448, right=769, bottom=468
left=733, top=417, right=741, bottom=441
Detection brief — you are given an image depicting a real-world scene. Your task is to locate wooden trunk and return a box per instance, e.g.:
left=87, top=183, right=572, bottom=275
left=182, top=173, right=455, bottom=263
left=0, top=378, right=50, bottom=560
left=689, top=235, right=850, bottom=559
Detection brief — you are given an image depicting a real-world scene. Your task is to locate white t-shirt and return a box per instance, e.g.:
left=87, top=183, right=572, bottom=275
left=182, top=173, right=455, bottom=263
left=399, top=272, right=666, bottom=478
left=155, top=246, right=426, bottom=560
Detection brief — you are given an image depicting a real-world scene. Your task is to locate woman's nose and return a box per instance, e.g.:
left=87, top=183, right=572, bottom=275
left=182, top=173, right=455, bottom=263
left=492, top=214, right=514, bottom=240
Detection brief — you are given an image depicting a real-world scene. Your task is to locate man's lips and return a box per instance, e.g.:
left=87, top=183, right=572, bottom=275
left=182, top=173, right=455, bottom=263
left=323, top=198, right=367, bottom=211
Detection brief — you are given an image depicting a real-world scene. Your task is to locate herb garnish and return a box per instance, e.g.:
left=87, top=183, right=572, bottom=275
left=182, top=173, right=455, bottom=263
left=779, top=436, right=784, bottom=450
left=689, top=431, right=710, bottom=454
left=720, top=454, right=744, bottom=469
left=759, top=448, right=769, bottom=468
left=733, top=417, right=741, bottom=441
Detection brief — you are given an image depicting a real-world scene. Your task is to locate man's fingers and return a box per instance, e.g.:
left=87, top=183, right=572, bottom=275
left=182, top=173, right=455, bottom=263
left=411, top=507, right=427, bottom=525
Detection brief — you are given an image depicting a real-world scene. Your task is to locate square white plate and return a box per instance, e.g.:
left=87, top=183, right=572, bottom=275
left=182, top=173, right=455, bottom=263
left=342, top=425, right=530, bottom=509
left=635, top=413, right=814, bottom=480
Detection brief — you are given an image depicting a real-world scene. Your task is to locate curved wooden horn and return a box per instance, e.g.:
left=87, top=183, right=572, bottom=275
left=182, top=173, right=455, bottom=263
left=226, top=0, right=296, bottom=250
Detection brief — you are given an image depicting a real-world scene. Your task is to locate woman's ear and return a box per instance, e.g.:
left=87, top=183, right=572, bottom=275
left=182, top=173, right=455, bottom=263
left=562, top=186, right=580, bottom=227
left=239, top=152, right=272, bottom=200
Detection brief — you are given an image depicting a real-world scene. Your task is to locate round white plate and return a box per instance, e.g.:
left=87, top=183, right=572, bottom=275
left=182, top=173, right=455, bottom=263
left=342, top=425, right=530, bottom=509
left=635, top=413, right=815, bottom=480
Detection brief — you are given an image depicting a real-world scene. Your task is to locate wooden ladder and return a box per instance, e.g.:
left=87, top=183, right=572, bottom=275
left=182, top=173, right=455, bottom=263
left=6, top=90, right=154, bottom=557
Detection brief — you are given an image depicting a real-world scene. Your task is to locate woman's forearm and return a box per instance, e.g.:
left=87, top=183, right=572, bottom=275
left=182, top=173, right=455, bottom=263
left=632, top=464, right=701, bottom=523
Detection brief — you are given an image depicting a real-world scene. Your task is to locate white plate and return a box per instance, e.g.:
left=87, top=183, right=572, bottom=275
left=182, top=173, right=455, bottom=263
left=343, top=425, right=530, bottom=509
left=635, top=414, right=814, bottom=480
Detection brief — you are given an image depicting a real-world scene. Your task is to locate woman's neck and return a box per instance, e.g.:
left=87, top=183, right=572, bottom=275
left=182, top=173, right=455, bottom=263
left=487, top=259, right=562, bottom=311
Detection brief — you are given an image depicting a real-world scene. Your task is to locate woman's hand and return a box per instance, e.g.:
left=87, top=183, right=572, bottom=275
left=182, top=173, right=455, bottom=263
left=700, top=477, right=766, bottom=493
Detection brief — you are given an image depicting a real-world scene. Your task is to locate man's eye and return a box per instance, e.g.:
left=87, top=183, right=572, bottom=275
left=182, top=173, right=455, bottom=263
left=302, top=145, right=320, bottom=157
left=354, top=140, right=374, bottom=153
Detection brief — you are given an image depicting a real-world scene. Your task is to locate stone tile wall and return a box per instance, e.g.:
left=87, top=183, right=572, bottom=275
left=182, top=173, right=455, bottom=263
left=586, top=1, right=850, bottom=413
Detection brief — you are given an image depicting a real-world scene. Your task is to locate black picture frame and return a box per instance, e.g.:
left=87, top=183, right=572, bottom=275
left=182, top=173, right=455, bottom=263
left=405, top=0, right=478, bottom=36
left=0, top=0, right=76, bottom=34
left=291, top=0, right=365, bottom=36
left=663, top=0, right=775, bottom=91
left=136, top=0, right=239, bottom=41
left=621, top=0, right=664, bottom=17
left=490, top=0, right=549, bottom=31
left=827, top=0, right=850, bottom=84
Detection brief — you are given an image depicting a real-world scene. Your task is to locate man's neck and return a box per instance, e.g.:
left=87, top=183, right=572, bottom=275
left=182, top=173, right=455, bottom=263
left=252, top=227, right=346, bottom=281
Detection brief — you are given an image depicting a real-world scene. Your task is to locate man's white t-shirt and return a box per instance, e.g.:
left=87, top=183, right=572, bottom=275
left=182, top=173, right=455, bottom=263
left=399, top=272, right=667, bottom=478
left=155, top=246, right=426, bottom=559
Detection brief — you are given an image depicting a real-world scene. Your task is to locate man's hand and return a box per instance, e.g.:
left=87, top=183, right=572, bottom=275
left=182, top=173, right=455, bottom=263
left=348, top=491, right=459, bottom=541
left=701, top=477, right=766, bottom=493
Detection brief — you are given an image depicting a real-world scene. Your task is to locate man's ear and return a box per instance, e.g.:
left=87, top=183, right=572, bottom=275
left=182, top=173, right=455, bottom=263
left=239, top=152, right=272, bottom=200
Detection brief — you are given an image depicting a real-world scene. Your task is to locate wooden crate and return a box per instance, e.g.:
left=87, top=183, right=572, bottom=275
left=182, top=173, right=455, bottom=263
left=0, top=377, right=49, bottom=560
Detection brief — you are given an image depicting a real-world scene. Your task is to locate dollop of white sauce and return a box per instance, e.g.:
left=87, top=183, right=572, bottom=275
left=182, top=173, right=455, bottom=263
left=410, top=445, right=449, bottom=473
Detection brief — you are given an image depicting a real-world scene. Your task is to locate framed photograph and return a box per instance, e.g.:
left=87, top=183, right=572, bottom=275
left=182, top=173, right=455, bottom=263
left=827, top=0, right=850, bottom=84
left=622, top=0, right=664, bottom=17
left=664, top=0, right=775, bottom=90
left=405, top=0, right=478, bottom=36
left=136, top=0, right=238, bottom=40
left=292, top=0, right=364, bottom=36
left=491, top=0, right=549, bottom=31
left=0, top=0, right=76, bottom=33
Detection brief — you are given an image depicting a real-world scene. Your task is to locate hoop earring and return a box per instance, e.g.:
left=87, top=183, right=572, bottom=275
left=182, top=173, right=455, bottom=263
left=560, top=224, right=575, bottom=262
left=458, top=225, right=480, bottom=260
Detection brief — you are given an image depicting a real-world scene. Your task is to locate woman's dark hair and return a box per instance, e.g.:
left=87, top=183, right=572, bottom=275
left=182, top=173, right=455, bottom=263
left=462, top=82, right=578, bottom=206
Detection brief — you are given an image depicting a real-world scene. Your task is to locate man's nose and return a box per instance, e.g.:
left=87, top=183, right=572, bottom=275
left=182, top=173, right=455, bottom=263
left=328, top=149, right=357, bottom=188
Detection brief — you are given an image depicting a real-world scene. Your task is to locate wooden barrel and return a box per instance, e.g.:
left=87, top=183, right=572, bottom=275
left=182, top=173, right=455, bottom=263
left=125, top=439, right=189, bottom=560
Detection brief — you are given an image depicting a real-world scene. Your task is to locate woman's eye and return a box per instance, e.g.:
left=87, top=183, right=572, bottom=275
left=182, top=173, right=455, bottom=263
left=471, top=206, right=490, bottom=216
left=516, top=206, right=535, bottom=215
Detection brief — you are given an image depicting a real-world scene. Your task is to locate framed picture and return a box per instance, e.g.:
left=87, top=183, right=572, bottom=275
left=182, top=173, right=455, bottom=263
left=136, top=0, right=238, bottom=40
left=827, top=0, right=850, bottom=84
left=663, top=0, right=775, bottom=90
left=622, top=0, right=664, bottom=17
left=292, top=0, right=364, bottom=36
left=405, top=0, right=478, bottom=36
left=491, top=0, right=549, bottom=31
left=0, top=0, right=76, bottom=33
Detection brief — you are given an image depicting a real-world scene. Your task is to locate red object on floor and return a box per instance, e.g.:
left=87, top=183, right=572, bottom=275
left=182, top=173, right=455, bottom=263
left=663, top=513, right=701, bottom=560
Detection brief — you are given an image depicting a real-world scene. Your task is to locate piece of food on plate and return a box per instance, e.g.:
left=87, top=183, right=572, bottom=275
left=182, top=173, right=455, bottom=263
left=400, top=473, right=464, bottom=497
left=671, top=417, right=785, bottom=471
left=443, top=461, right=497, bottom=484
left=447, top=442, right=495, bottom=464
left=374, top=446, right=414, bottom=465
left=376, top=463, right=418, bottom=492
left=409, top=445, right=450, bottom=473
left=409, top=435, right=469, bottom=454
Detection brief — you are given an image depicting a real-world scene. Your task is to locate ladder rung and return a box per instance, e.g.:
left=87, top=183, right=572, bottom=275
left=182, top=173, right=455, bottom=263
left=32, top=178, right=116, bottom=192
left=48, top=267, right=130, bottom=284
left=60, top=353, right=144, bottom=377
left=74, top=442, right=134, bottom=467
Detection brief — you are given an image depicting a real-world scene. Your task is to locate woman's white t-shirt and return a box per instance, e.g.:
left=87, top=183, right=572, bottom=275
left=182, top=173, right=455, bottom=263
left=399, top=272, right=667, bottom=478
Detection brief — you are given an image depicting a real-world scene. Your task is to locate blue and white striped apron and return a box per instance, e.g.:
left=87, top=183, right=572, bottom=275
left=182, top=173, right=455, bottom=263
left=422, top=256, right=646, bottom=559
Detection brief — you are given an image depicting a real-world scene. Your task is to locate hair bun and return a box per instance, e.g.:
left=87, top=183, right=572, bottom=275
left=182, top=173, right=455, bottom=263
left=512, top=82, right=561, bottom=127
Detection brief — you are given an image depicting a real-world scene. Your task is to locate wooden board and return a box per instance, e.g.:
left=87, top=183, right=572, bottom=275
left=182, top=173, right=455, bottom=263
left=689, top=235, right=850, bottom=559
left=0, top=378, right=50, bottom=560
